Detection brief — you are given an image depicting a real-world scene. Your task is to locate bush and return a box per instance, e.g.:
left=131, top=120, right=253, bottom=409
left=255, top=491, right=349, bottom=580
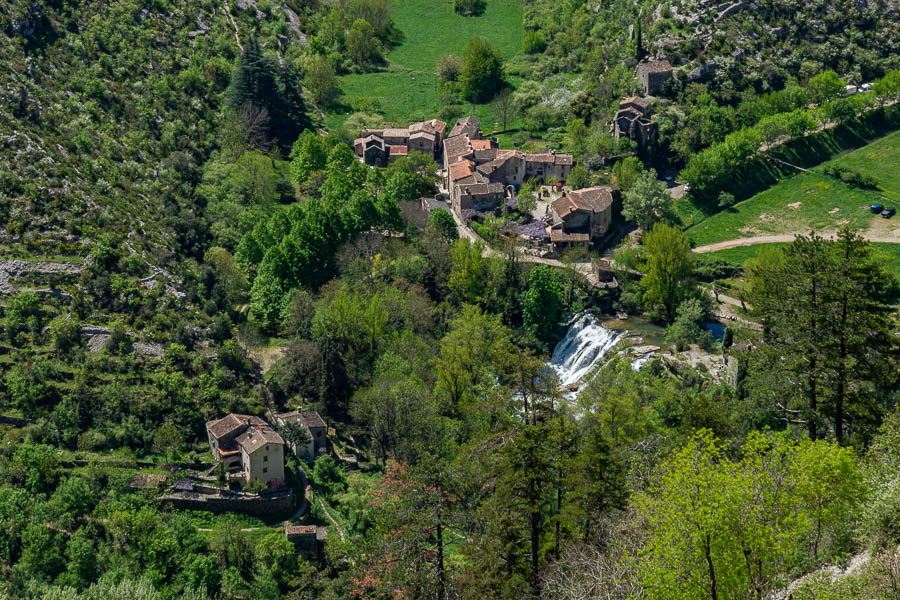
left=523, top=31, right=546, bottom=54
left=822, top=165, right=878, bottom=189
left=454, top=0, right=486, bottom=16
left=244, top=478, right=268, bottom=494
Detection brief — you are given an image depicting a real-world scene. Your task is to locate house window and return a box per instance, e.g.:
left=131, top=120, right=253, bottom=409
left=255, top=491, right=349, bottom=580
left=264, top=455, right=268, bottom=462
left=266, top=445, right=269, bottom=451
left=263, top=467, right=268, bottom=473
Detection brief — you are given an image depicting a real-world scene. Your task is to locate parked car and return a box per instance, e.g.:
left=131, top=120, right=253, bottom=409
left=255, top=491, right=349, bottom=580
left=871, top=203, right=884, bottom=214
left=882, top=207, right=896, bottom=219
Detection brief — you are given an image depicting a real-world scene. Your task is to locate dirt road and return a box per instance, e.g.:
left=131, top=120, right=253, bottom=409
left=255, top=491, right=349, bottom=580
left=693, top=232, right=900, bottom=253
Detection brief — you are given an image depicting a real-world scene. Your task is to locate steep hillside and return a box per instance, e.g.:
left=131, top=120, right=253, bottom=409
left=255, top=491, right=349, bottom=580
left=0, top=0, right=312, bottom=447
left=651, top=0, right=900, bottom=92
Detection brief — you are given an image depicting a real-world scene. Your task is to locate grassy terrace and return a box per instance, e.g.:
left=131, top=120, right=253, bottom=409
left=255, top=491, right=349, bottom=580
left=326, top=0, right=524, bottom=129
left=679, top=115, right=900, bottom=249
left=684, top=174, right=879, bottom=247
left=821, top=128, right=900, bottom=202
left=703, top=242, right=900, bottom=277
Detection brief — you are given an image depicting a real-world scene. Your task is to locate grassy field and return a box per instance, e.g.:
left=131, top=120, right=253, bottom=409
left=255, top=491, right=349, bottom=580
left=684, top=173, right=879, bottom=247
left=703, top=242, right=900, bottom=277
left=820, top=128, right=900, bottom=203
left=327, top=0, right=524, bottom=128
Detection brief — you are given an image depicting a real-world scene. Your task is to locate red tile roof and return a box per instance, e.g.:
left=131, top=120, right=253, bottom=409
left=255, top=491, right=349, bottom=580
left=552, top=194, right=593, bottom=218
left=449, top=160, right=475, bottom=181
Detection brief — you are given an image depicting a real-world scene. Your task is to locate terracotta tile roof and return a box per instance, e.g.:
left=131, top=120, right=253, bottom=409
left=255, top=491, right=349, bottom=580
left=639, top=58, right=672, bottom=74
left=569, top=186, right=614, bottom=213
left=206, top=414, right=268, bottom=439
left=470, top=139, right=493, bottom=151
left=389, top=145, right=408, bottom=155
left=449, top=160, right=475, bottom=181
left=409, top=121, right=436, bottom=135
left=552, top=194, right=593, bottom=218
left=429, top=118, right=447, bottom=136
left=236, top=426, right=284, bottom=454
left=616, top=107, right=644, bottom=121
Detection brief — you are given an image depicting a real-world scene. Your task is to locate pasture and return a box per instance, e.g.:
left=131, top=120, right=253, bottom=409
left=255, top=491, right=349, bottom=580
left=326, top=0, right=524, bottom=128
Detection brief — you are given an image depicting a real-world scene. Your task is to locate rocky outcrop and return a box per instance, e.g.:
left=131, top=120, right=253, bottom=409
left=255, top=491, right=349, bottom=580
left=0, top=258, right=84, bottom=295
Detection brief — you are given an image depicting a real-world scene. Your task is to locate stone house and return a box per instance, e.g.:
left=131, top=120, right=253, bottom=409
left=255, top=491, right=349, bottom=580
left=353, top=119, right=447, bottom=165
left=546, top=186, right=615, bottom=250
left=388, top=145, right=408, bottom=163
left=636, top=58, right=673, bottom=96
left=613, top=97, right=658, bottom=149
left=273, top=410, right=328, bottom=462
left=358, top=135, right=386, bottom=167
left=206, top=414, right=285, bottom=486
left=455, top=182, right=506, bottom=213
left=448, top=116, right=482, bottom=140
left=443, top=117, right=573, bottom=218
left=524, top=152, right=573, bottom=181
left=475, top=150, right=526, bottom=187
left=285, top=525, right=326, bottom=559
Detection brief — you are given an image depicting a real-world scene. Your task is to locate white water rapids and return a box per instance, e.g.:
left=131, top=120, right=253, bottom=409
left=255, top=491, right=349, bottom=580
left=549, top=313, right=625, bottom=389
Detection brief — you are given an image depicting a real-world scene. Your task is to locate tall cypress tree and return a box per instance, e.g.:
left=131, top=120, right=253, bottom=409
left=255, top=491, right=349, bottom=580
left=227, top=36, right=312, bottom=147
left=635, top=17, right=643, bottom=61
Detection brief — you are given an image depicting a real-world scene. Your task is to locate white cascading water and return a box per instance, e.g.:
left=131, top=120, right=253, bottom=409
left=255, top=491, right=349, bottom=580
left=549, top=313, right=624, bottom=389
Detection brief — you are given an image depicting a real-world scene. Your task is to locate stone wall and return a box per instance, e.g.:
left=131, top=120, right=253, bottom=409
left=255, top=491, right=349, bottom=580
left=161, top=490, right=295, bottom=516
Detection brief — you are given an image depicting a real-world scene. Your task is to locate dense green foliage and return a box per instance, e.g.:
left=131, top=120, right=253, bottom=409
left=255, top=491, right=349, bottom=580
left=2, top=1, right=900, bottom=599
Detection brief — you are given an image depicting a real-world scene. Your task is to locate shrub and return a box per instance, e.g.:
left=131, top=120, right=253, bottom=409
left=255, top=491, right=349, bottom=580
left=244, top=478, right=268, bottom=494
left=454, top=0, right=486, bottom=16
left=522, top=31, right=546, bottom=54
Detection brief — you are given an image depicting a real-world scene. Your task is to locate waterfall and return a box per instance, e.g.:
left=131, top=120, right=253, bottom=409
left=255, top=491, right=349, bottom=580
left=549, top=313, right=624, bottom=389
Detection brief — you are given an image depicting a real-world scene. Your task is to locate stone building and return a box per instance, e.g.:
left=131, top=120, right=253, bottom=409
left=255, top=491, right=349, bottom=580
left=612, top=97, right=658, bottom=149
left=273, top=410, right=328, bottom=462
left=636, top=58, right=673, bottom=96
left=353, top=118, right=447, bottom=165
left=546, top=186, right=616, bottom=250
left=443, top=117, right=574, bottom=219
left=206, top=414, right=285, bottom=486
left=285, top=525, right=326, bottom=559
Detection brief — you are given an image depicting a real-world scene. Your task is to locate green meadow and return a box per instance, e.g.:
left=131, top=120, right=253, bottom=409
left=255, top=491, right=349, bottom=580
left=703, top=242, right=900, bottom=280
left=820, top=128, right=900, bottom=202
left=684, top=173, right=878, bottom=247
left=327, top=0, right=524, bottom=128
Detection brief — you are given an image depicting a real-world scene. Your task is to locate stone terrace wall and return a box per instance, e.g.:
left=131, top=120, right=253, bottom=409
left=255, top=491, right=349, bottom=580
left=161, top=490, right=294, bottom=516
